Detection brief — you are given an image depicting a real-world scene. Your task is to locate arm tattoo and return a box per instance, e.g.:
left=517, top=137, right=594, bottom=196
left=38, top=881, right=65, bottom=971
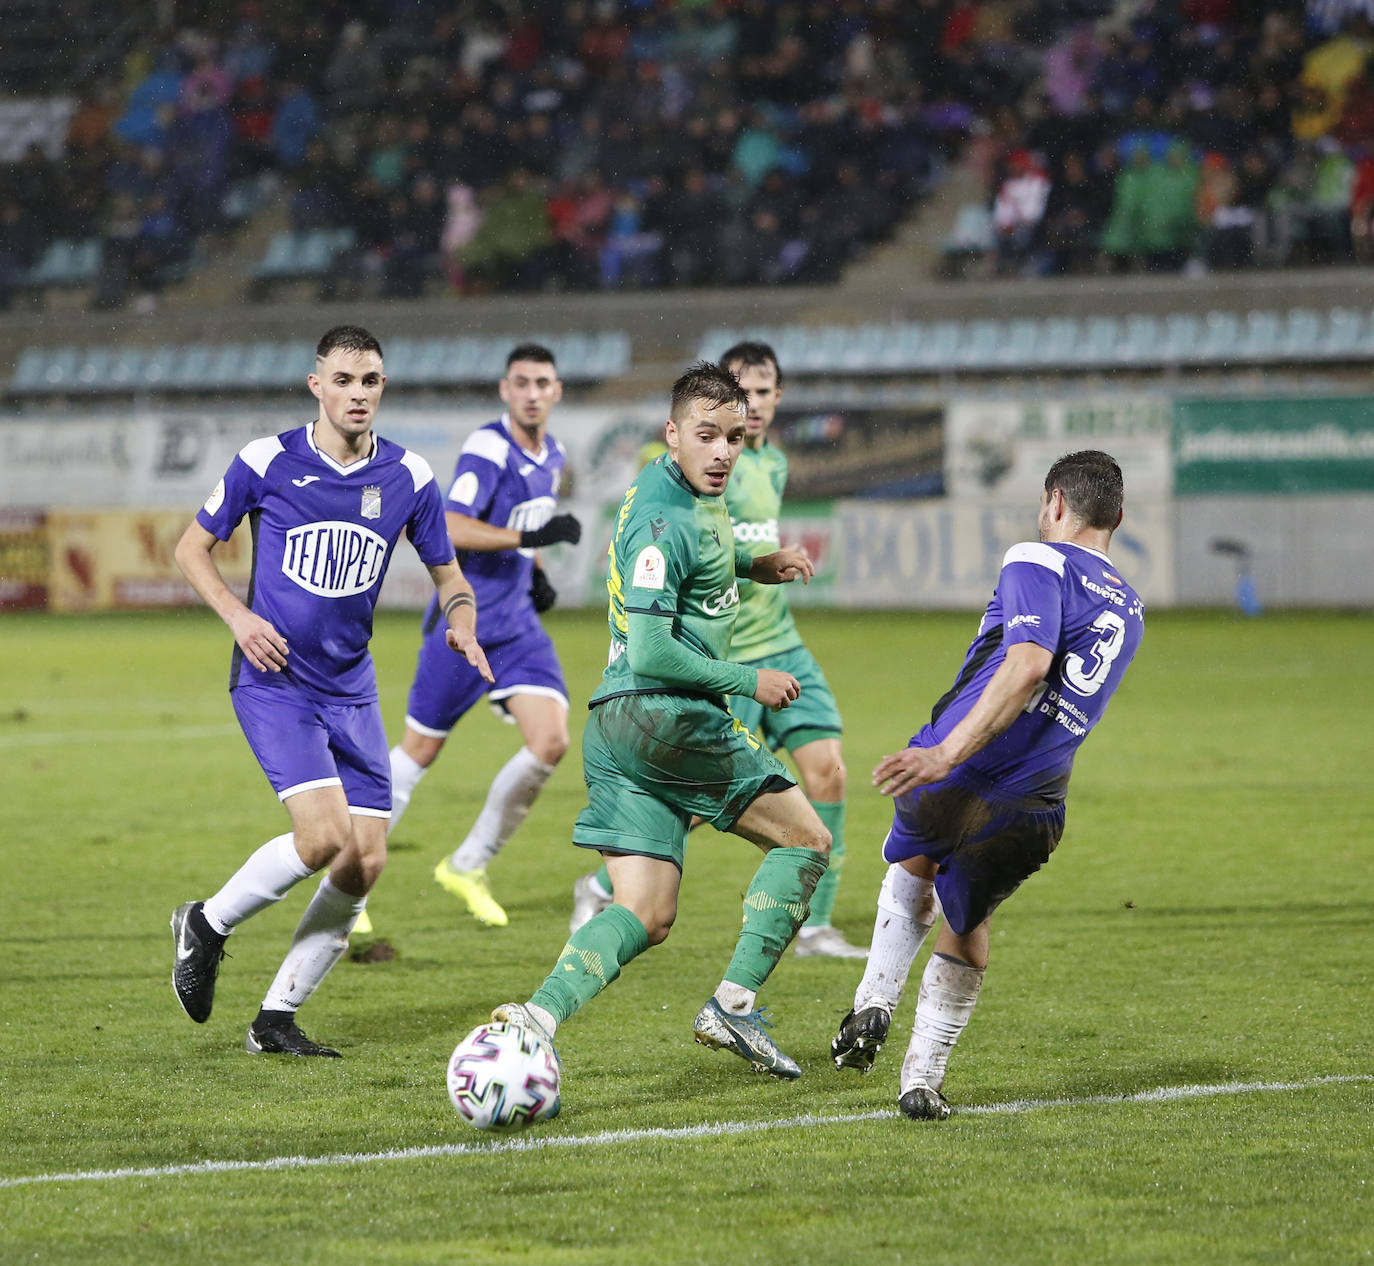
left=443, top=592, right=476, bottom=620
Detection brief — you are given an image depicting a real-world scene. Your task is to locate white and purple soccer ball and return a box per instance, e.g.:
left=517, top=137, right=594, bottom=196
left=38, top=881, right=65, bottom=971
left=446, top=1021, right=561, bottom=1131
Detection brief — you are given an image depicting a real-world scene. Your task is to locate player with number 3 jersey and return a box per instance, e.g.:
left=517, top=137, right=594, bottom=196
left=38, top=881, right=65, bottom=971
left=832, top=450, right=1144, bottom=1121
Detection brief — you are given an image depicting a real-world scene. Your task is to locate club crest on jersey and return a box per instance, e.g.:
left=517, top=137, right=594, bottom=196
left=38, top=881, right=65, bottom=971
left=282, top=521, right=389, bottom=597
left=360, top=485, right=382, bottom=519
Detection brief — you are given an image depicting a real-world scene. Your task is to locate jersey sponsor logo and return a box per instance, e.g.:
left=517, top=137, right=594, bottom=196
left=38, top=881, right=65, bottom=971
left=360, top=485, right=382, bottom=519
left=450, top=470, right=480, bottom=506
left=1008, top=613, right=1042, bottom=630
left=1079, top=573, right=1126, bottom=607
left=203, top=478, right=225, bottom=515
left=702, top=581, right=739, bottom=614
left=282, top=521, right=389, bottom=597
left=732, top=518, right=779, bottom=545
left=292, top=475, right=321, bottom=487
left=632, top=545, right=666, bottom=590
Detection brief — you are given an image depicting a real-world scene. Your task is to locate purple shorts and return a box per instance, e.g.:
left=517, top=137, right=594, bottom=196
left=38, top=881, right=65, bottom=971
left=231, top=683, right=391, bottom=817
left=404, top=618, right=568, bottom=737
left=881, top=767, right=1065, bottom=935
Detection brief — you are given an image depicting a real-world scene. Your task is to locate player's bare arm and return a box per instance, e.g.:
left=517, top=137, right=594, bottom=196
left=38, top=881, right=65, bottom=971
left=748, top=547, right=814, bottom=585
left=429, top=559, right=494, bottom=683
left=174, top=520, right=288, bottom=673
left=444, top=509, right=581, bottom=553
left=873, top=642, right=1053, bottom=797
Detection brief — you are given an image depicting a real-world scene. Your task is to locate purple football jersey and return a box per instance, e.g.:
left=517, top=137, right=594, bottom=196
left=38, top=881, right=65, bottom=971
left=196, top=423, right=454, bottom=703
left=424, top=414, right=566, bottom=640
left=916, top=541, right=1145, bottom=800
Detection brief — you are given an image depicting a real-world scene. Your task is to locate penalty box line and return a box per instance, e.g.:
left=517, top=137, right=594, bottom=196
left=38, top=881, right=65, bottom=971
left=3, top=1073, right=1368, bottom=1191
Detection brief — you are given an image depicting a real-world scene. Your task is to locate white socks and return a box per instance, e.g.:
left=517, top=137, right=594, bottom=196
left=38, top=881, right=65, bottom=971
left=260, top=875, right=368, bottom=1013
left=451, top=746, right=555, bottom=872
left=714, top=981, right=757, bottom=1016
left=202, top=834, right=314, bottom=935
left=852, top=865, right=940, bottom=1013
left=387, top=745, right=428, bottom=834
left=901, top=952, right=985, bottom=1094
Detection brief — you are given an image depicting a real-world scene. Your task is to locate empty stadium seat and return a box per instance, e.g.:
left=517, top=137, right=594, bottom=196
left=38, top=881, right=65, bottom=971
left=1113, top=314, right=1162, bottom=367
left=1318, top=308, right=1362, bottom=358
left=1160, top=313, right=1203, bottom=364
left=1280, top=309, right=1323, bottom=359
left=1075, top=317, right=1121, bottom=367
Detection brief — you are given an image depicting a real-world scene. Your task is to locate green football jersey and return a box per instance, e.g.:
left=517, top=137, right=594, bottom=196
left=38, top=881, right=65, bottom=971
left=725, top=441, right=802, bottom=662
left=592, top=456, right=753, bottom=706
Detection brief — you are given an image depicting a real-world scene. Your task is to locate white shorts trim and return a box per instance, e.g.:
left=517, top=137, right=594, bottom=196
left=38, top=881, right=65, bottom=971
left=348, top=805, right=391, bottom=819
left=279, top=776, right=343, bottom=801
left=488, top=684, right=569, bottom=711
left=404, top=715, right=451, bottom=739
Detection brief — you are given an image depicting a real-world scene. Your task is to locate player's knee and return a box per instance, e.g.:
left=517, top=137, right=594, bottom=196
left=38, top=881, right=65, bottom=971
left=293, top=823, right=351, bottom=870
left=805, top=759, right=846, bottom=803
left=530, top=730, right=569, bottom=765
left=644, top=909, right=675, bottom=946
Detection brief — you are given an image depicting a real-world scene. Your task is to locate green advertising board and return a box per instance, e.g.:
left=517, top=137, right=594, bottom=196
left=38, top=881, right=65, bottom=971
left=1174, top=397, right=1374, bottom=494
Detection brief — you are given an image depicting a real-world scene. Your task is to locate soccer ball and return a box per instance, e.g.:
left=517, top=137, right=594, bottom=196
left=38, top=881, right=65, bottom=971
left=446, top=1021, right=561, bottom=1131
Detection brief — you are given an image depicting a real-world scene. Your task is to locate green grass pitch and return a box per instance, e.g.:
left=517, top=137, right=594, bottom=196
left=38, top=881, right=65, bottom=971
left=2, top=607, right=1371, bottom=1265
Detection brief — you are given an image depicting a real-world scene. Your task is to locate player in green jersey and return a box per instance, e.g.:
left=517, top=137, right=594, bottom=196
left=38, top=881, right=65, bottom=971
left=570, top=341, right=865, bottom=958
left=487, top=362, right=832, bottom=1083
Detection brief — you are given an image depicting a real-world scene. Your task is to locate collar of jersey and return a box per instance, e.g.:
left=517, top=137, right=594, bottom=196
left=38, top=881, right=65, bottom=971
left=664, top=458, right=700, bottom=496
left=303, top=422, right=378, bottom=476
left=499, top=413, right=549, bottom=463
left=1059, top=541, right=1114, bottom=565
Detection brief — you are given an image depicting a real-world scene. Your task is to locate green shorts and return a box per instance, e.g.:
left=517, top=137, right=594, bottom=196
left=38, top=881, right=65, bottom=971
left=728, top=644, right=843, bottom=754
left=572, top=692, right=795, bottom=868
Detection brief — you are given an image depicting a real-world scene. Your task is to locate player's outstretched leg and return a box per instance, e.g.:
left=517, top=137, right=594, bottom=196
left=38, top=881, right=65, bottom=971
left=898, top=951, right=985, bottom=1120
left=832, top=863, right=941, bottom=1071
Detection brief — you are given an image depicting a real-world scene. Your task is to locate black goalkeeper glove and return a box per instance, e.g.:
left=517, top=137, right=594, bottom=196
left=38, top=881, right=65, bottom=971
left=530, top=565, right=557, bottom=613
left=520, top=513, right=582, bottom=549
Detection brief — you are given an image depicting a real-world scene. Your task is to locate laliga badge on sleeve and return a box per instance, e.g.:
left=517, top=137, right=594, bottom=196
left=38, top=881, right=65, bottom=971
left=203, top=478, right=225, bottom=515
left=632, top=545, right=666, bottom=590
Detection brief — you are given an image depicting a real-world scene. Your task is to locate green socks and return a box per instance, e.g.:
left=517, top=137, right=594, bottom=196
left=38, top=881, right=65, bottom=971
left=802, top=800, right=845, bottom=928
left=530, top=903, right=650, bottom=1024
left=725, top=845, right=829, bottom=990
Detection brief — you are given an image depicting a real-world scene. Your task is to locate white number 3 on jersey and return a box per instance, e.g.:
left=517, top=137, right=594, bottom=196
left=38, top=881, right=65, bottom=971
left=1062, top=610, right=1127, bottom=696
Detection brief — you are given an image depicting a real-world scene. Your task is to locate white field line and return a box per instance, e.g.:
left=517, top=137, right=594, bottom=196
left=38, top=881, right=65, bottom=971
left=2, top=1073, right=1368, bottom=1191
left=0, top=723, right=240, bottom=749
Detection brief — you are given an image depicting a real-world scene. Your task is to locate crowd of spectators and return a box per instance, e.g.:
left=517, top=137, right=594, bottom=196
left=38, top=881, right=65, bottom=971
left=1, top=0, right=1049, bottom=308
left=978, top=0, right=1374, bottom=277
left=8, top=1, right=1374, bottom=309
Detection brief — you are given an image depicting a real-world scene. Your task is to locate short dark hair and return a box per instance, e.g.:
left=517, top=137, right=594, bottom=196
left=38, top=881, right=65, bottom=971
left=719, top=340, right=783, bottom=386
left=506, top=342, right=557, bottom=371
left=316, top=325, right=382, bottom=360
left=1044, top=450, right=1123, bottom=529
left=670, top=360, right=749, bottom=423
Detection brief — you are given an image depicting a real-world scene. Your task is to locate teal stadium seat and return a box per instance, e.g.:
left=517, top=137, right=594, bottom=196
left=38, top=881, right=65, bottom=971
left=1236, top=310, right=1281, bottom=363
left=1196, top=311, right=1241, bottom=365
left=1160, top=313, right=1202, bottom=364
left=589, top=331, right=631, bottom=378
left=1279, top=309, right=1322, bottom=359
left=1114, top=315, right=1162, bottom=367
left=909, top=320, right=961, bottom=371
left=1317, top=307, right=1362, bottom=358
left=10, top=347, right=53, bottom=393
left=1076, top=317, right=1121, bottom=367
left=35, top=346, right=81, bottom=391
left=109, top=346, right=148, bottom=390
left=1033, top=317, right=1081, bottom=369
left=71, top=347, right=115, bottom=393
left=954, top=320, right=1001, bottom=370
left=995, top=319, right=1040, bottom=370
